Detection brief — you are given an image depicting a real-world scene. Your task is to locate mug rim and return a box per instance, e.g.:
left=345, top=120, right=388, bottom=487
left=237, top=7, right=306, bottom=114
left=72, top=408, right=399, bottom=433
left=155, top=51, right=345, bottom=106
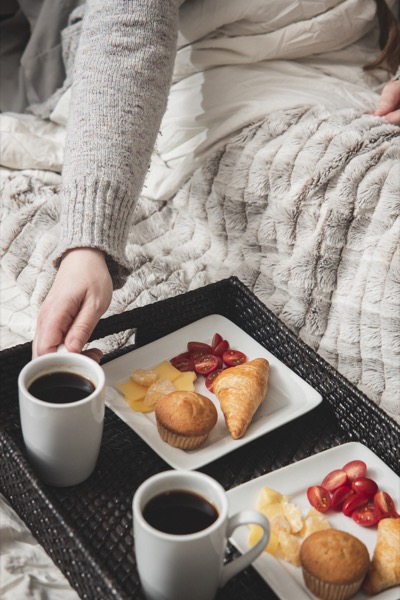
left=18, top=352, right=105, bottom=407
left=133, top=470, right=228, bottom=541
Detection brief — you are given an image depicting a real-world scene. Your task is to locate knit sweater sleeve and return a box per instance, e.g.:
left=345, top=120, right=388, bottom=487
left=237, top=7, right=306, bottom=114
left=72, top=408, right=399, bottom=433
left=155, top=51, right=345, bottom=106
left=53, top=0, right=181, bottom=285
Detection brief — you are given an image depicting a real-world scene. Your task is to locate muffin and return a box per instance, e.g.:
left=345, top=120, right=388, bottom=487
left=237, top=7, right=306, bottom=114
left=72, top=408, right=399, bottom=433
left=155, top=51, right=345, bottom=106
left=155, top=391, right=218, bottom=450
left=300, top=529, right=370, bottom=600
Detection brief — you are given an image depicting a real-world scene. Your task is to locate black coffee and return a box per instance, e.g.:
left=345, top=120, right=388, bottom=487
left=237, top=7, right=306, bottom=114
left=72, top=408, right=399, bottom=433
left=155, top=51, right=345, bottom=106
left=143, top=490, right=219, bottom=535
left=28, top=371, right=95, bottom=403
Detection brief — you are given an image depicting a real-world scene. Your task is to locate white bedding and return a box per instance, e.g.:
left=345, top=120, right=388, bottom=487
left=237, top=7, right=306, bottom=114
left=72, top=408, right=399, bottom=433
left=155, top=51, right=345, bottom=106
left=1, top=1, right=399, bottom=598
left=1, top=0, right=389, bottom=197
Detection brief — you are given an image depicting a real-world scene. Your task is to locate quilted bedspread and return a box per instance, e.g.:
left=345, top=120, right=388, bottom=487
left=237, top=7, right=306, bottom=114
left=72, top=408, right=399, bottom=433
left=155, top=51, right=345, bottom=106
left=2, top=105, right=399, bottom=422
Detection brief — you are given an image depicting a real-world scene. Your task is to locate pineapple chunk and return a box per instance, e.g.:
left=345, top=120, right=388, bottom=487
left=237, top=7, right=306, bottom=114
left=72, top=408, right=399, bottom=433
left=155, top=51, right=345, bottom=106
left=118, top=380, right=147, bottom=403
left=282, top=502, right=304, bottom=534
left=152, top=361, right=181, bottom=382
left=143, top=378, right=176, bottom=407
left=174, top=371, right=197, bottom=391
left=256, top=486, right=288, bottom=510
left=270, top=514, right=291, bottom=533
left=300, top=508, right=330, bottom=538
left=275, top=530, right=301, bottom=566
left=249, top=486, right=330, bottom=566
left=124, top=398, right=156, bottom=413
left=131, top=368, right=159, bottom=387
left=249, top=524, right=280, bottom=555
left=258, top=502, right=285, bottom=521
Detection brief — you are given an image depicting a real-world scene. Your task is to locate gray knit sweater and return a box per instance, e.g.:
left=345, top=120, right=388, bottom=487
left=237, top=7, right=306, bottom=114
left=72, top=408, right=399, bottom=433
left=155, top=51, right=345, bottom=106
left=56, top=0, right=184, bottom=284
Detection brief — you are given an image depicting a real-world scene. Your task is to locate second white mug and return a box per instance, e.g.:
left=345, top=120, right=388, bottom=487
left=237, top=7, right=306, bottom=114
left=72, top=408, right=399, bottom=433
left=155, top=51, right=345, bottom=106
left=133, top=470, right=270, bottom=600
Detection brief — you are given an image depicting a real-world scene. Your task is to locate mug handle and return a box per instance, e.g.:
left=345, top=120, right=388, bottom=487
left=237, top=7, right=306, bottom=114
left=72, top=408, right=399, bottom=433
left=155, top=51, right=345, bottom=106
left=219, top=509, right=270, bottom=587
left=57, top=343, right=69, bottom=354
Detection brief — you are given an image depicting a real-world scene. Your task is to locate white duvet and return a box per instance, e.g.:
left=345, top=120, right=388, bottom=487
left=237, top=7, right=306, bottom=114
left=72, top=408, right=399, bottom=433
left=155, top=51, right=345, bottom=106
left=1, top=0, right=392, bottom=189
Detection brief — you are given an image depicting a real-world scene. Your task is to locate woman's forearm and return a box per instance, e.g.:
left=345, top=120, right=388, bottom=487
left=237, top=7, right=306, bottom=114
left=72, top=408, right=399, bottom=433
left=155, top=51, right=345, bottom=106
left=55, top=0, right=181, bottom=278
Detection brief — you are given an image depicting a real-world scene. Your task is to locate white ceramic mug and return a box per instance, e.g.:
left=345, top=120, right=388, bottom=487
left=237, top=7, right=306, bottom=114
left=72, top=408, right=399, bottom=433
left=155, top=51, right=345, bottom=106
left=18, top=348, right=105, bottom=487
left=133, top=470, right=270, bottom=600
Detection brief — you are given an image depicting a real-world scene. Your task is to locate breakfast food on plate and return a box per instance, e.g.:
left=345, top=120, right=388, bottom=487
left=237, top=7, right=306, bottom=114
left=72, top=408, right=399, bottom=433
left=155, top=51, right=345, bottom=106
left=362, top=517, right=400, bottom=595
left=300, top=529, right=370, bottom=600
left=169, top=332, right=247, bottom=378
left=210, top=358, right=269, bottom=439
left=117, top=362, right=197, bottom=412
left=249, top=486, right=330, bottom=565
left=155, top=391, right=218, bottom=450
left=307, top=458, right=399, bottom=529
left=131, top=368, right=159, bottom=387
left=142, top=378, right=176, bottom=408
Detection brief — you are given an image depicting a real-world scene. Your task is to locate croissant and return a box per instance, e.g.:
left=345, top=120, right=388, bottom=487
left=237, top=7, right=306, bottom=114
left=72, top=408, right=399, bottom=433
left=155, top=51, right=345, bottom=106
left=363, top=517, right=400, bottom=595
left=211, top=358, right=270, bottom=439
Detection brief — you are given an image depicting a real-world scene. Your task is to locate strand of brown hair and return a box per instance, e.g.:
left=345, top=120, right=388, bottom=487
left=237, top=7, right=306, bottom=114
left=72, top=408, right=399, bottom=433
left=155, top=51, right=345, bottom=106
left=364, top=0, right=400, bottom=74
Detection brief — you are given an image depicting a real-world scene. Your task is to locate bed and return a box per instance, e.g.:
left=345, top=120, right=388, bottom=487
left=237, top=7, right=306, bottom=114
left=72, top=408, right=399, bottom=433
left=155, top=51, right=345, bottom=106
left=1, top=0, right=399, bottom=597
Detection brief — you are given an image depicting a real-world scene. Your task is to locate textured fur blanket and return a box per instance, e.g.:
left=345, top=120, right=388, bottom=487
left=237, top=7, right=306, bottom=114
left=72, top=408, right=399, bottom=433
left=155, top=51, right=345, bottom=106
left=1, top=105, right=399, bottom=422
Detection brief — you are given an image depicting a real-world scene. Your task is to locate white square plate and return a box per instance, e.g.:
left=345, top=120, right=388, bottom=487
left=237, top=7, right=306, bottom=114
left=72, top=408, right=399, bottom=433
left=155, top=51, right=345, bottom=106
left=227, top=442, right=400, bottom=600
left=102, top=315, right=322, bottom=470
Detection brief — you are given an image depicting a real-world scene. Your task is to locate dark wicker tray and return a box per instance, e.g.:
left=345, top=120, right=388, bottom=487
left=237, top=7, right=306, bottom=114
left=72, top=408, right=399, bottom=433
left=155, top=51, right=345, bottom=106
left=1, top=277, right=398, bottom=600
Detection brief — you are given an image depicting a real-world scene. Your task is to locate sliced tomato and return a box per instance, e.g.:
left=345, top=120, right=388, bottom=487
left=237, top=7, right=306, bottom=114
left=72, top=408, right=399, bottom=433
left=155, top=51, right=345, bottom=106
left=341, top=459, right=367, bottom=482
left=351, top=503, right=382, bottom=527
left=215, top=355, right=223, bottom=369
left=307, top=486, right=331, bottom=513
left=187, top=341, right=213, bottom=354
left=331, top=485, right=355, bottom=511
left=211, top=333, right=223, bottom=351
left=351, top=477, right=378, bottom=498
left=321, top=469, right=348, bottom=492
left=373, top=491, right=399, bottom=517
left=173, top=358, right=194, bottom=373
left=342, top=493, right=369, bottom=517
left=222, top=349, right=247, bottom=367
left=170, top=352, right=191, bottom=365
left=170, top=356, right=194, bottom=372
left=205, top=369, right=224, bottom=390
left=189, top=350, right=209, bottom=361
left=194, top=354, right=219, bottom=376
left=213, top=340, right=230, bottom=356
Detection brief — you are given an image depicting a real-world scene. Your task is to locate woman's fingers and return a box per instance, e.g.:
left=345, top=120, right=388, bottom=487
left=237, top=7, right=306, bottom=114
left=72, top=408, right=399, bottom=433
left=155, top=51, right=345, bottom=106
left=33, top=248, right=113, bottom=357
left=383, top=108, right=400, bottom=125
left=374, top=81, right=400, bottom=124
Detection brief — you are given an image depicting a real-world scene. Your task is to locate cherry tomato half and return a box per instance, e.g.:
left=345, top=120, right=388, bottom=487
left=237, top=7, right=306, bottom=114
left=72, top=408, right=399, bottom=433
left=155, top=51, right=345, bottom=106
left=215, top=355, right=223, bottom=369
left=170, top=353, right=194, bottom=372
left=373, top=491, right=399, bottom=517
left=342, top=493, right=369, bottom=517
left=213, top=340, right=230, bottom=356
left=341, top=460, right=367, bottom=482
left=351, top=504, right=382, bottom=527
left=211, top=333, right=223, bottom=351
left=307, top=486, right=331, bottom=513
left=205, top=369, right=224, bottom=390
left=331, top=485, right=355, bottom=511
left=194, top=354, right=219, bottom=376
left=189, top=350, right=209, bottom=361
left=321, top=469, right=348, bottom=492
left=187, top=341, right=213, bottom=355
left=351, top=477, right=378, bottom=498
left=222, top=350, right=247, bottom=367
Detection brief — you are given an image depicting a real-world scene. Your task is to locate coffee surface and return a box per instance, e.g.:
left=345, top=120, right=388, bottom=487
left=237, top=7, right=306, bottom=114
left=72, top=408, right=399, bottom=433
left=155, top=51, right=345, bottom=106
left=143, top=490, right=218, bottom=535
left=29, top=372, right=95, bottom=403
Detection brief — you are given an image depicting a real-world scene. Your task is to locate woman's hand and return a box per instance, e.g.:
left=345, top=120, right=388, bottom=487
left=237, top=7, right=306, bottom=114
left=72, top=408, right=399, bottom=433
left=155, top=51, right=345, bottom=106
left=33, top=248, right=113, bottom=361
left=373, top=80, right=400, bottom=125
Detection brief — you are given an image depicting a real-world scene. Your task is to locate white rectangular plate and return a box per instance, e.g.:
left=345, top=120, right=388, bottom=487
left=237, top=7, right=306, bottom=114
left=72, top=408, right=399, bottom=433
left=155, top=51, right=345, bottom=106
left=102, top=315, right=321, bottom=470
left=227, top=442, right=400, bottom=600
